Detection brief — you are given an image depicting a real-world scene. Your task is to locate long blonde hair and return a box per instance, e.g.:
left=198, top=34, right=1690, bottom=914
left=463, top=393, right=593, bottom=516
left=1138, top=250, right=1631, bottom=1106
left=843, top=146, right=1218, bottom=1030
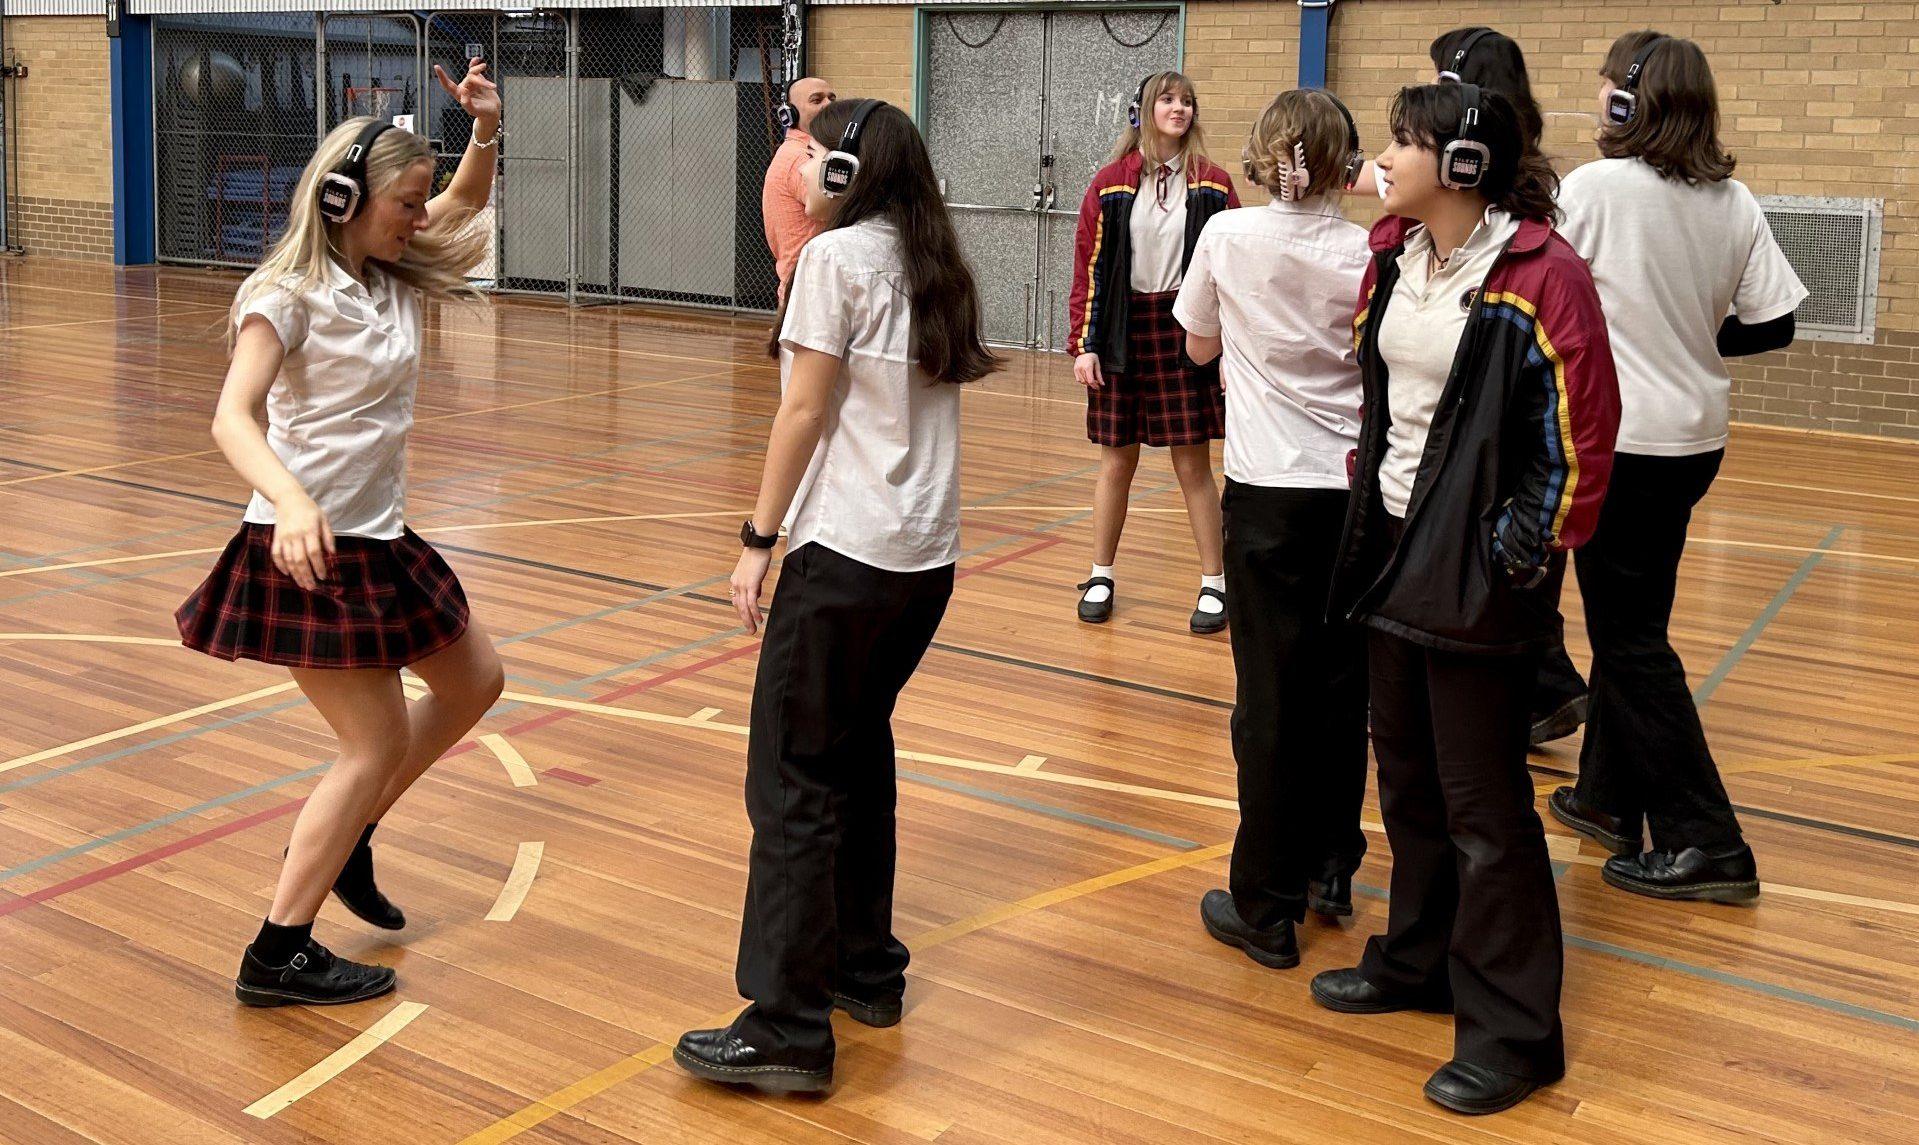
left=1107, top=71, right=1210, bottom=169
left=229, top=117, right=489, bottom=347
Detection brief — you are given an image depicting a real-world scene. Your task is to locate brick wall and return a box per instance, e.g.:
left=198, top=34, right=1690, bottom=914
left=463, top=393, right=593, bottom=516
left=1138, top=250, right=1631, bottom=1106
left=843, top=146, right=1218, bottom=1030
left=809, top=5, right=917, bottom=114
left=3, top=16, right=115, bottom=261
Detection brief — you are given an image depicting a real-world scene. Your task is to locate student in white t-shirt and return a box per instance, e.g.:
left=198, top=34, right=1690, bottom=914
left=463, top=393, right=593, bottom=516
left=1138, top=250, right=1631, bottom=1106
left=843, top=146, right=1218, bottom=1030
left=1545, top=32, right=1806, bottom=906
left=675, top=99, right=1001, bottom=1095
left=1171, top=88, right=1372, bottom=969
left=174, top=62, right=506, bottom=1008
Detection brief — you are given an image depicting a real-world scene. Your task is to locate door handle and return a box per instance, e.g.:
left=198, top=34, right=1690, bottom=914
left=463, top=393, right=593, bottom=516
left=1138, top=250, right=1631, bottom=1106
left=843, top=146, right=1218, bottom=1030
left=1043, top=184, right=1057, bottom=211
left=1031, top=182, right=1044, bottom=211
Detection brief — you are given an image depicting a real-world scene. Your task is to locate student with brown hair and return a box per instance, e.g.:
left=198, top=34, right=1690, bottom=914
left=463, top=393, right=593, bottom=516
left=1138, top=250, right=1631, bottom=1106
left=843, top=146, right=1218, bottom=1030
left=1546, top=32, right=1805, bottom=904
left=1066, top=71, right=1241, bottom=634
left=1174, top=88, right=1371, bottom=968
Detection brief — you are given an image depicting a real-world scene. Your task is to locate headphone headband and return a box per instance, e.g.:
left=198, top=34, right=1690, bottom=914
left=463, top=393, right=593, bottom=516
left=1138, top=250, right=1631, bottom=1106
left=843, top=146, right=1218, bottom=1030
left=1308, top=88, right=1365, bottom=191
left=1605, top=34, right=1669, bottom=126
left=1623, top=36, right=1666, bottom=92
left=819, top=99, right=886, bottom=198
left=1438, top=28, right=1496, bottom=83
left=1438, top=83, right=1492, bottom=191
left=317, top=118, right=395, bottom=224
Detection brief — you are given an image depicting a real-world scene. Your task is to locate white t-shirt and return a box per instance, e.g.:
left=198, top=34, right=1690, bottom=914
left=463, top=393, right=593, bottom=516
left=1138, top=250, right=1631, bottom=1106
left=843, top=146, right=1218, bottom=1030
left=236, top=260, right=422, bottom=540
left=1129, top=153, right=1188, bottom=293
left=1558, top=158, right=1807, bottom=456
left=779, top=218, right=963, bottom=573
left=1377, top=209, right=1521, bottom=519
left=1172, top=197, right=1369, bottom=489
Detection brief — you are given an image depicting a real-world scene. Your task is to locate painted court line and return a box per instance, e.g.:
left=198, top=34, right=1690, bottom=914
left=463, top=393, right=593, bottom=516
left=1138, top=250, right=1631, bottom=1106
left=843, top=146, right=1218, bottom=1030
left=0, top=681, right=301, bottom=775
left=243, top=1001, right=430, bottom=1118
left=1694, top=525, right=1844, bottom=705
left=486, top=842, right=545, bottom=922
left=480, top=734, right=538, bottom=788
left=453, top=843, right=1233, bottom=1145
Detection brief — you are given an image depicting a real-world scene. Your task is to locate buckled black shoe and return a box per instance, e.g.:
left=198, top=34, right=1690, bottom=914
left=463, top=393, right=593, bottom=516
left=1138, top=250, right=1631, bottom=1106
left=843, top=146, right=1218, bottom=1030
left=1601, top=845, right=1760, bottom=904
left=1199, top=889, right=1298, bottom=969
left=1309, top=968, right=1452, bottom=1015
left=235, top=939, right=397, bottom=1007
left=290, top=835, right=405, bottom=930
left=1528, top=694, right=1588, bottom=746
left=1547, top=787, right=1642, bottom=858
left=1423, top=1060, right=1545, bottom=1115
left=1189, top=588, right=1227, bottom=635
left=1077, top=577, right=1115, bottom=624
left=1307, top=873, right=1353, bottom=919
left=832, top=989, right=903, bottom=1028
left=673, top=1028, right=833, bottom=1093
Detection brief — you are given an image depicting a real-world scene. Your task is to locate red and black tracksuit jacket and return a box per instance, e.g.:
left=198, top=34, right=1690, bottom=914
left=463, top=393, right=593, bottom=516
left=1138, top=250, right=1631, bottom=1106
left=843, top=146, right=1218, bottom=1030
left=1330, top=214, right=1621, bottom=655
left=1065, top=152, right=1238, bottom=371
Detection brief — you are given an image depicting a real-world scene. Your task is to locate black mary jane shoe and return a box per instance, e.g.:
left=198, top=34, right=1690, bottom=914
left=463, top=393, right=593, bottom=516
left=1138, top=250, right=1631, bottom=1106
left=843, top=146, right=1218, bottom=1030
left=673, top=1028, right=833, bottom=1094
left=1189, top=587, right=1227, bottom=635
left=1077, top=577, right=1115, bottom=624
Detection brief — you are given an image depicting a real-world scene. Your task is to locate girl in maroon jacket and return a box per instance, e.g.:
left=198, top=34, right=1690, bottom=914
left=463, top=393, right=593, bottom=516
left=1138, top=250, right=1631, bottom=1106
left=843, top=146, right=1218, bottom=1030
left=1066, top=71, right=1239, bottom=634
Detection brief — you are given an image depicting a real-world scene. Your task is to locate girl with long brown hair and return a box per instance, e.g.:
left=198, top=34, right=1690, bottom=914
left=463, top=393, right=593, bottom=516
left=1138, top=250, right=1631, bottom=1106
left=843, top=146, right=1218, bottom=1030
left=1065, top=71, right=1240, bottom=634
left=676, top=98, right=999, bottom=1093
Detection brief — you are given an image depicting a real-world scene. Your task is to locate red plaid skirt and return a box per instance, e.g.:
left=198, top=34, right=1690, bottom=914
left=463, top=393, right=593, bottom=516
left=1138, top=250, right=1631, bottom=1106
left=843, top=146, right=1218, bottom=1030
left=1086, top=290, right=1225, bottom=448
left=177, top=524, right=470, bottom=670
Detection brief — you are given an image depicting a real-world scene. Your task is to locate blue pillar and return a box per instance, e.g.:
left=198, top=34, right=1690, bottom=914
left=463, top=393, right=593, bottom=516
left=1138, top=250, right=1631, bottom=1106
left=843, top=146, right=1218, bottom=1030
left=1298, top=0, right=1333, bottom=89
left=109, top=15, right=156, bottom=266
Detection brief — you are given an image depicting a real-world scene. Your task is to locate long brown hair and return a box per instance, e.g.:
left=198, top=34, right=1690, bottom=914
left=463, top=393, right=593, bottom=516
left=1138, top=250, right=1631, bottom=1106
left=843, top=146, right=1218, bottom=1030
left=1390, top=83, right=1559, bottom=224
left=768, top=99, right=1001, bottom=385
left=1427, top=27, right=1544, bottom=149
left=1107, top=71, right=1210, bottom=169
left=1597, top=31, right=1735, bottom=184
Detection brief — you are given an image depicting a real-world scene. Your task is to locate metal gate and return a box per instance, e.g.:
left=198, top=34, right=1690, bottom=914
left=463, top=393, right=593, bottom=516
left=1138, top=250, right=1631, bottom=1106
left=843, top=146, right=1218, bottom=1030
left=921, top=6, right=1181, bottom=350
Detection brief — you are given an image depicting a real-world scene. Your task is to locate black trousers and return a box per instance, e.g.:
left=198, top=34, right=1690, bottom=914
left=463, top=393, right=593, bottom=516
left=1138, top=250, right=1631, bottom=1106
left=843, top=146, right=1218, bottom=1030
left=732, top=543, right=954, bottom=1062
left=1572, top=450, right=1744, bottom=851
left=1359, top=627, right=1565, bottom=1080
left=1530, top=555, right=1590, bottom=721
left=1221, top=480, right=1367, bottom=928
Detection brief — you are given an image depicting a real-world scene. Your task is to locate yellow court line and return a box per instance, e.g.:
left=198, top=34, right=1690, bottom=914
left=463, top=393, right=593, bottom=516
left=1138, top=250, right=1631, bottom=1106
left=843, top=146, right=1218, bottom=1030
left=4, top=305, right=234, bottom=333
left=1717, top=750, right=1919, bottom=777
left=0, top=545, right=225, bottom=580
left=243, top=1001, right=430, bottom=1118
left=0, top=448, right=226, bottom=489
left=0, top=680, right=301, bottom=776
left=480, top=733, right=538, bottom=788
left=486, top=841, right=545, bottom=922
left=1687, top=537, right=1919, bottom=567
left=1718, top=476, right=1919, bottom=506
left=454, top=842, right=1231, bottom=1145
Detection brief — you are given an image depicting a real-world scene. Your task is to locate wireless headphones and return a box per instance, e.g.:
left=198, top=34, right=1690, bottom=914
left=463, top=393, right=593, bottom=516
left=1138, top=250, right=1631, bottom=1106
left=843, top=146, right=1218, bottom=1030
left=1318, top=89, right=1366, bottom=190
left=819, top=99, right=884, bottom=198
left=1605, top=36, right=1668, bottom=126
left=1438, top=83, right=1492, bottom=191
left=1128, top=72, right=1195, bottom=131
left=318, top=118, right=395, bottom=224
left=1437, top=28, right=1496, bottom=84
left=775, top=78, right=799, bottom=133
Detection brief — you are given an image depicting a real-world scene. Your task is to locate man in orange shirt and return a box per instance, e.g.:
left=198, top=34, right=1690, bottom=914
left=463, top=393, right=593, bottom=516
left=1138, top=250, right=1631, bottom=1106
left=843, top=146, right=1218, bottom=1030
left=763, top=76, right=836, bottom=301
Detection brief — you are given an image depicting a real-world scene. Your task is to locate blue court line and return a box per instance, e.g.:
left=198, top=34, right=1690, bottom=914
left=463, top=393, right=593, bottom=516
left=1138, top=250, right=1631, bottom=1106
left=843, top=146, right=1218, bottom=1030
left=969, top=463, right=1101, bottom=506
left=1350, top=881, right=1919, bottom=1036
left=1693, top=524, right=1844, bottom=705
left=898, top=770, right=1202, bottom=850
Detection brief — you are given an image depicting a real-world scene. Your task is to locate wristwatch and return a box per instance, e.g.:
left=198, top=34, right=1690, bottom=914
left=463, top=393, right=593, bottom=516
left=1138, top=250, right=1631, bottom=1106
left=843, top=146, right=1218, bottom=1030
left=740, top=520, right=779, bottom=549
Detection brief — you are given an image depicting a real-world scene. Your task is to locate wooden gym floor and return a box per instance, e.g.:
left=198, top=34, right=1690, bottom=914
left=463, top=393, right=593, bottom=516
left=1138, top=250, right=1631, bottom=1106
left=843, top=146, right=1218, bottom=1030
left=0, top=257, right=1915, bottom=1144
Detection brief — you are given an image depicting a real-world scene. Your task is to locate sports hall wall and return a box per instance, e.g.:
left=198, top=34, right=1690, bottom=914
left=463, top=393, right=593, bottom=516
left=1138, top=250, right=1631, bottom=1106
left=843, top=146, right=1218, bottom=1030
left=3, top=0, right=1915, bottom=438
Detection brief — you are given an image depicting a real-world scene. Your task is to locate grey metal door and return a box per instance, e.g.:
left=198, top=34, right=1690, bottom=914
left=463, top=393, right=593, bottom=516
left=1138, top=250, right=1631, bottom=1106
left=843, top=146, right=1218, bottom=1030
left=922, top=7, right=1178, bottom=349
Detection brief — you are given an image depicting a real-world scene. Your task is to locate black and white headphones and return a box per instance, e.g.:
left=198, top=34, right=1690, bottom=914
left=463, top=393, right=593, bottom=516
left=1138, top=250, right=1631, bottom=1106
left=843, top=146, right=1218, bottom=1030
left=318, top=118, right=395, bottom=224
left=1605, top=36, right=1668, bottom=126
left=819, top=99, right=884, bottom=198
left=1128, top=72, right=1192, bottom=130
left=1439, top=83, right=1492, bottom=191
left=1320, top=89, right=1366, bottom=191
left=775, top=78, right=799, bottom=132
left=1437, top=28, right=1496, bottom=84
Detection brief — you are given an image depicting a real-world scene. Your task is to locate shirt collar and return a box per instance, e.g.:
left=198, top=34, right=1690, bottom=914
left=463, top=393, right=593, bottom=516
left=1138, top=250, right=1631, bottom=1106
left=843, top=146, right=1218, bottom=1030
left=1266, top=194, right=1342, bottom=218
left=1403, top=207, right=1514, bottom=265
left=1141, top=150, right=1185, bottom=176
left=785, top=128, right=814, bottom=146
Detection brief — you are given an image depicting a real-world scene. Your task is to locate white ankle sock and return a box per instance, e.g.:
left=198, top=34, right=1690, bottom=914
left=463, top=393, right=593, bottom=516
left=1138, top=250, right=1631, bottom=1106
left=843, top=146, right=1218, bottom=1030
left=1083, top=564, right=1115, bottom=604
left=1197, top=573, right=1226, bottom=614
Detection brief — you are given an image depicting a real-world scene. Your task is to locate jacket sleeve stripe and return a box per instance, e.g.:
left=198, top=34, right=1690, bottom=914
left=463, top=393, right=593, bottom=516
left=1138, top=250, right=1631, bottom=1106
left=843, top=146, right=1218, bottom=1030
left=1482, top=291, right=1581, bottom=548
left=1076, top=210, right=1107, bottom=356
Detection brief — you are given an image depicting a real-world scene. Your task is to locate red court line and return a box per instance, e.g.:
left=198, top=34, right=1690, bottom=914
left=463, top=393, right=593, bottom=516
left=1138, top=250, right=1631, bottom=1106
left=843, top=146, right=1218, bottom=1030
left=0, top=536, right=1061, bottom=919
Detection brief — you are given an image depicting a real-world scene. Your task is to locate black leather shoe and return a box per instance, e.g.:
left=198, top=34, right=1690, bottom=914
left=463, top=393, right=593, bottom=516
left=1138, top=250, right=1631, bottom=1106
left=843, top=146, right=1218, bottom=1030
left=1528, top=694, right=1588, bottom=746
left=673, top=1028, right=832, bottom=1093
left=1547, top=787, right=1642, bottom=858
left=1423, top=1060, right=1544, bottom=1115
left=1307, top=873, right=1353, bottom=918
left=1309, top=968, right=1451, bottom=1015
left=1077, top=577, right=1115, bottom=624
left=1199, top=889, right=1298, bottom=969
left=235, top=940, right=397, bottom=1007
left=1602, top=845, right=1759, bottom=903
left=832, top=990, right=903, bottom=1028
left=1189, top=588, right=1227, bottom=635
left=289, top=837, right=406, bottom=930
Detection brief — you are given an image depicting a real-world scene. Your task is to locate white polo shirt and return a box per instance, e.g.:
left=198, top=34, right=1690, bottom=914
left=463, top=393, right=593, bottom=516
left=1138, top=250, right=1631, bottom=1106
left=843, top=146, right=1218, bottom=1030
left=1172, top=197, right=1369, bottom=489
left=1558, top=158, right=1807, bottom=456
left=236, top=259, right=422, bottom=540
left=1376, top=209, right=1520, bottom=519
left=1130, top=152, right=1188, bottom=293
left=778, top=217, right=963, bottom=573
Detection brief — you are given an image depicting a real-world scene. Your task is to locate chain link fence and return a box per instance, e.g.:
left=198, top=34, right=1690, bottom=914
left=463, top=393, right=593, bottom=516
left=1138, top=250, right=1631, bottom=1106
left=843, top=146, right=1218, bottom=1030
left=153, top=7, right=782, bottom=310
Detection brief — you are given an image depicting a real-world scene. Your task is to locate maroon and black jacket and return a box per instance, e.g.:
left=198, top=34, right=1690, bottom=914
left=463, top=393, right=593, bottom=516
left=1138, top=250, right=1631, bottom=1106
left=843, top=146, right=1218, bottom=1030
left=1065, top=151, right=1238, bottom=370
left=1330, top=214, right=1621, bottom=655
